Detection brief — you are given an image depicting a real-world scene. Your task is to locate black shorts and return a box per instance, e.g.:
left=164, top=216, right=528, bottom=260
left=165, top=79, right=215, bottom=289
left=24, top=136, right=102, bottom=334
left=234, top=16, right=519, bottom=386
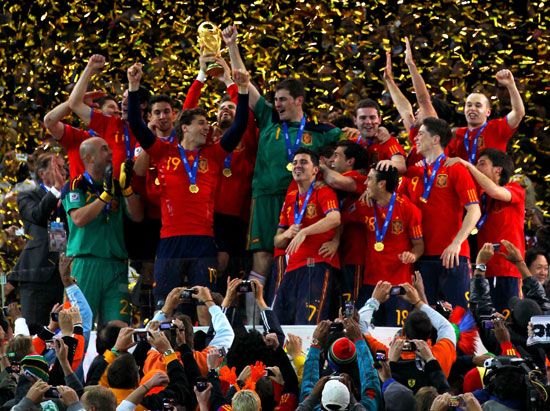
left=214, top=213, right=248, bottom=256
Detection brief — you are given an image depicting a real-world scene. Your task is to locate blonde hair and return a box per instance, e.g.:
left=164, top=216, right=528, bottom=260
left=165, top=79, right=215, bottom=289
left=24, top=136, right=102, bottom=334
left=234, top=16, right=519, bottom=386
left=232, top=389, right=262, bottom=411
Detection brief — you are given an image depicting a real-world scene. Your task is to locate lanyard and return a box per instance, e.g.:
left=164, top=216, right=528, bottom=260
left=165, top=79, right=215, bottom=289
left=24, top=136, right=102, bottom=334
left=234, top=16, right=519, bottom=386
left=294, top=180, right=315, bottom=225
left=476, top=193, right=488, bottom=230
left=420, top=153, right=446, bottom=203
left=464, top=122, right=487, bottom=164
left=178, top=145, right=200, bottom=186
left=224, top=153, right=232, bottom=170
left=83, top=171, right=111, bottom=214
left=159, top=129, right=176, bottom=144
left=283, top=116, right=307, bottom=163
left=123, top=123, right=134, bottom=160
left=373, top=192, right=397, bottom=245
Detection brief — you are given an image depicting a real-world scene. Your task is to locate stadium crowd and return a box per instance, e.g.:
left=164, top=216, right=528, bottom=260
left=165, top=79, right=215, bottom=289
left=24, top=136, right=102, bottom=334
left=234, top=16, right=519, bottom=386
left=0, top=7, right=549, bottom=411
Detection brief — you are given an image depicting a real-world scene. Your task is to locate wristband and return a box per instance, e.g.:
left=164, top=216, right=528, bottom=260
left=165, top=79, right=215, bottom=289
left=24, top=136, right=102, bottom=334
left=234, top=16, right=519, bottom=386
left=111, top=348, right=121, bottom=357
left=412, top=300, right=421, bottom=307
left=122, top=186, right=134, bottom=197
left=99, top=191, right=112, bottom=203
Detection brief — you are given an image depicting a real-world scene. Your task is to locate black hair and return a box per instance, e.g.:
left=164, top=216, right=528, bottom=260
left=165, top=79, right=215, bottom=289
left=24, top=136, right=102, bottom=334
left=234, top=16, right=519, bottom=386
left=318, top=143, right=337, bottom=159
left=175, top=108, right=208, bottom=142
left=226, top=329, right=273, bottom=375
left=96, top=95, right=117, bottom=108
left=219, top=94, right=233, bottom=105
left=150, top=94, right=174, bottom=108
left=96, top=322, right=123, bottom=355
left=136, top=85, right=151, bottom=105
left=355, top=98, right=380, bottom=114
left=421, top=117, right=453, bottom=148
left=275, top=78, right=305, bottom=99
left=34, top=153, right=54, bottom=182
left=332, top=115, right=356, bottom=129
left=477, top=148, right=515, bottom=186
left=107, top=353, right=139, bottom=389
left=294, top=147, right=319, bottom=167
left=373, top=166, right=399, bottom=193
left=404, top=309, right=433, bottom=341
left=336, top=141, right=368, bottom=170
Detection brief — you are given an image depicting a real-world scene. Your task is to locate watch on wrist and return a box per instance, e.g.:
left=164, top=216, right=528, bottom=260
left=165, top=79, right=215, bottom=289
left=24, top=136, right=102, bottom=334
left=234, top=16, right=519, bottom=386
left=475, top=263, right=487, bottom=272
left=311, top=337, right=320, bottom=347
left=163, top=349, right=175, bottom=356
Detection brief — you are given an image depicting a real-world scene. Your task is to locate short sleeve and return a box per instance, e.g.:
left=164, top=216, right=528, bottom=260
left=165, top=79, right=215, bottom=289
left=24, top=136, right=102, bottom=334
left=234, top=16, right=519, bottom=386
left=62, top=188, right=86, bottom=212
left=452, top=164, right=479, bottom=207
left=278, top=197, right=290, bottom=229
left=318, top=186, right=339, bottom=215
left=405, top=200, right=423, bottom=240
left=505, top=182, right=525, bottom=205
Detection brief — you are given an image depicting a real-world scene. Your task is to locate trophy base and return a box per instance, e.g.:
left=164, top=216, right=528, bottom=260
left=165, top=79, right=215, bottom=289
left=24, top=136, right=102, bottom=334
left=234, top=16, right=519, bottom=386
left=206, top=63, right=224, bottom=77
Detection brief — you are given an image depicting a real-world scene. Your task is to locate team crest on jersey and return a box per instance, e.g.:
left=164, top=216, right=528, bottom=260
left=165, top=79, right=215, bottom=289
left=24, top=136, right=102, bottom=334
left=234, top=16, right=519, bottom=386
left=407, top=379, right=416, bottom=388
left=478, top=136, right=485, bottom=149
left=198, top=158, right=208, bottom=173
left=69, top=192, right=80, bottom=203
left=302, top=132, right=312, bottom=145
left=436, top=174, right=448, bottom=188
left=392, top=220, right=403, bottom=235
left=306, top=203, right=317, bottom=218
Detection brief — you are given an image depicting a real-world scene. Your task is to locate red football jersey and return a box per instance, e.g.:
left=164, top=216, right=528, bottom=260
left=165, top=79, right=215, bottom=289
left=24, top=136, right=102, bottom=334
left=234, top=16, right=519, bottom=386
left=278, top=184, right=340, bottom=271
left=146, top=140, right=227, bottom=238
left=214, top=84, right=259, bottom=220
left=478, top=182, right=525, bottom=278
left=339, top=170, right=368, bottom=265
left=448, top=117, right=516, bottom=163
left=367, top=136, right=406, bottom=165
left=88, top=109, right=137, bottom=178
left=403, top=162, right=479, bottom=257
left=348, top=194, right=423, bottom=285
left=60, top=124, right=89, bottom=180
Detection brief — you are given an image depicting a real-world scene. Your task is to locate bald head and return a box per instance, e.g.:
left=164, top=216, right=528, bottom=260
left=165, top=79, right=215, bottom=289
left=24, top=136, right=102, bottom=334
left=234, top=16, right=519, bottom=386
left=79, top=137, right=112, bottom=173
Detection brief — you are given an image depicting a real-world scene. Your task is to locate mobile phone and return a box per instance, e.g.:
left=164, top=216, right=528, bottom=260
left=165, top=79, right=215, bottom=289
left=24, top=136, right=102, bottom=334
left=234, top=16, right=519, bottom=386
left=196, top=378, right=208, bottom=392
left=159, top=322, right=173, bottom=330
left=449, top=396, right=462, bottom=407
left=1, top=307, right=9, bottom=317
left=133, top=329, right=150, bottom=343
left=492, top=243, right=501, bottom=252
left=22, top=369, right=38, bottom=382
left=344, top=301, right=354, bottom=318
left=402, top=341, right=416, bottom=352
left=50, top=312, right=59, bottom=322
left=45, top=387, right=60, bottom=398
left=479, top=314, right=495, bottom=329
left=45, top=339, right=55, bottom=349
left=265, top=368, right=275, bottom=377
left=163, top=398, right=176, bottom=410
left=329, top=322, right=344, bottom=334
left=180, top=289, right=198, bottom=299
left=218, top=347, right=227, bottom=357
left=373, top=350, right=387, bottom=369
left=237, top=280, right=253, bottom=293
left=390, top=286, right=405, bottom=296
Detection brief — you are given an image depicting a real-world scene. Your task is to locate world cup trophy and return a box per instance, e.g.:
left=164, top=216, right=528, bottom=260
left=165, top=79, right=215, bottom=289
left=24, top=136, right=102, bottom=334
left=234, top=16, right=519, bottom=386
left=198, top=21, right=224, bottom=77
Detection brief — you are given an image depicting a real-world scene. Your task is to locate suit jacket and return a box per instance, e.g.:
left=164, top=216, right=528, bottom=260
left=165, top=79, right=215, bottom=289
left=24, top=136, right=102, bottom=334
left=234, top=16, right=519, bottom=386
left=11, top=186, right=66, bottom=284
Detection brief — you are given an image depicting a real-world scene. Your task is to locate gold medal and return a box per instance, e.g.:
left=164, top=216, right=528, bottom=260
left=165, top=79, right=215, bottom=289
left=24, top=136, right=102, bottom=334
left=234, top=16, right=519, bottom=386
left=189, top=184, right=199, bottom=193
left=223, top=168, right=232, bottom=177
left=154, top=177, right=160, bottom=186
left=419, top=197, right=428, bottom=203
left=286, top=162, right=293, bottom=172
left=471, top=228, right=478, bottom=235
left=374, top=242, right=384, bottom=252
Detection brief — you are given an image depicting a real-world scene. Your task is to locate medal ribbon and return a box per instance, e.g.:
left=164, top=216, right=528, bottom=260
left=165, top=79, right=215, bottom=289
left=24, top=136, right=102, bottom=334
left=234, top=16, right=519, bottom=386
left=123, top=123, right=134, bottom=160
left=464, top=121, right=487, bottom=164
left=83, top=171, right=111, bottom=214
left=294, top=179, right=315, bottom=225
left=421, top=153, right=446, bottom=202
left=373, top=192, right=397, bottom=245
left=282, top=116, right=307, bottom=163
left=223, top=153, right=232, bottom=170
left=476, top=193, right=488, bottom=230
left=159, top=129, right=176, bottom=144
left=178, top=146, right=200, bottom=187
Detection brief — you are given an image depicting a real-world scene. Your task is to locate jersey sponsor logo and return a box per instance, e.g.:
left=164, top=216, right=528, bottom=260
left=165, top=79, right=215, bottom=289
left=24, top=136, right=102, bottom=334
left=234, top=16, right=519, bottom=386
left=392, top=220, right=404, bottom=235
left=69, top=192, right=80, bottom=203
left=436, top=174, right=448, bottom=188
left=306, top=203, right=317, bottom=218
left=198, top=158, right=209, bottom=173
left=302, top=132, right=312, bottom=145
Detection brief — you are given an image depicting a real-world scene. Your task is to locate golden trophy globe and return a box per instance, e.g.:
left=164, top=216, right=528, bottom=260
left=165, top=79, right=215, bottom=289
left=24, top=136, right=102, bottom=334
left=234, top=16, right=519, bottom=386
left=198, top=21, right=224, bottom=77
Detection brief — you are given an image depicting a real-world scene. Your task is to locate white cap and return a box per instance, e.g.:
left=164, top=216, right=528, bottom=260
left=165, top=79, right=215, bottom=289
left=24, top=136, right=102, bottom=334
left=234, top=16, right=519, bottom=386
left=321, top=379, right=350, bottom=410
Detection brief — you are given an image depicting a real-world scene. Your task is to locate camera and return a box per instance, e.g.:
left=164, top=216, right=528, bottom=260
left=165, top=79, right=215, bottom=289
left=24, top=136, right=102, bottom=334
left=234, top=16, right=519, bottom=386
left=237, top=280, right=253, bottom=293
left=402, top=341, right=416, bottom=352
left=329, top=322, right=344, bottom=334
left=163, top=398, right=176, bottom=410
left=492, top=243, right=501, bottom=251
left=218, top=347, right=227, bottom=357
left=45, top=387, right=60, bottom=398
left=180, top=289, right=198, bottom=300
left=480, top=314, right=496, bottom=330
left=343, top=301, right=354, bottom=318
left=50, top=312, right=59, bottom=322
left=133, top=329, right=150, bottom=343
left=1, top=307, right=9, bottom=317
left=265, top=368, right=275, bottom=377
left=196, top=378, right=208, bottom=392
left=435, top=300, right=451, bottom=319
left=449, top=396, right=462, bottom=407
left=390, top=286, right=405, bottom=296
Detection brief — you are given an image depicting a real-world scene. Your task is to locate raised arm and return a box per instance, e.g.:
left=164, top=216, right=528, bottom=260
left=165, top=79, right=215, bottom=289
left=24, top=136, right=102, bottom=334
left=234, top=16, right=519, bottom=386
left=43, top=102, right=71, bottom=140
left=383, top=51, right=415, bottom=131
left=68, top=55, right=106, bottom=125
left=219, top=68, right=249, bottom=152
left=404, top=38, right=437, bottom=121
left=495, top=69, right=525, bottom=129
left=458, top=157, right=512, bottom=202
left=222, top=25, right=261, bottom=109
left=127, top=63, right=156, bottom=149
